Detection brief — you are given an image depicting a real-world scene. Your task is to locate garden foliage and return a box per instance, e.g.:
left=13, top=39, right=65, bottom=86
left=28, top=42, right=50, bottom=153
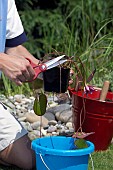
left=1, top=0, right=113, bottom=95
left=15, top=0, right=113, bottom=90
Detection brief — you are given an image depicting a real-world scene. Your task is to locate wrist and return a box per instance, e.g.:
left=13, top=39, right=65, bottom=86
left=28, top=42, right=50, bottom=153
left=0, top=53, right=6, bottom=70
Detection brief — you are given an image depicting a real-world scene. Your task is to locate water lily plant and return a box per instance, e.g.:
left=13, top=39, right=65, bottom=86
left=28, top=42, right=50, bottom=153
left=32, top=52, right=96, bottom=149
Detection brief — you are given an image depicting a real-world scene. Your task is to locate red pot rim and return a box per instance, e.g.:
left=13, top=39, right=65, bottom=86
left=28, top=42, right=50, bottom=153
left=68, top=87, right=113, bottom=104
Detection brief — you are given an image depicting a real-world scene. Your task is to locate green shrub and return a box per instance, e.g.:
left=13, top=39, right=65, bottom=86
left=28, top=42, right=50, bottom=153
left=1, top=0, right=113, bottom=95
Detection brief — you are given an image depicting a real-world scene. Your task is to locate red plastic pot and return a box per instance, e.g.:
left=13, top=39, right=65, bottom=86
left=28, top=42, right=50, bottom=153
left=69, top=88, right=113, bottom=151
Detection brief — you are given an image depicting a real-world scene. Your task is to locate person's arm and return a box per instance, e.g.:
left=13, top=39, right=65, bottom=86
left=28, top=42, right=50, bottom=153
left=5, top=45, right=39, bottom=64
left=0, top=45, right=39, bottom=86
left=0, top=0, right=40, bottom=86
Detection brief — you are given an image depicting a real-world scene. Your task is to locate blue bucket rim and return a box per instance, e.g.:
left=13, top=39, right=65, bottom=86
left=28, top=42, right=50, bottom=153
left=31, top=136, right=95, bottom=156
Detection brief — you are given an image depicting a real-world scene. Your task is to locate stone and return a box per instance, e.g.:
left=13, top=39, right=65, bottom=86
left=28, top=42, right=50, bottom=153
left=55, top=110, right=72, bottom=123
left=66, top=122, right=73, bottom=129
left=14, top=94, right=23, bottom=103
left=47, top=102, right=58, bottom=108
left=47, top=104, right=70, bottom=115
left=25, top=112, right=48, bottom=127
left=47, top=125, right=57, bottom=133
left=28, top=132, right=37, bottom=140
left=41, top=129, right=47, bottom=136
left=44, top=112, right=55, bottom=121
left=48, top=120, right=57, bottom=126
left=31, top=121, right=41, bottom=130
left=18, top=116, right=26, bottom=122
left=52, top=131, right=59, bottom=136
left=26, top=122, right=33, bottom=132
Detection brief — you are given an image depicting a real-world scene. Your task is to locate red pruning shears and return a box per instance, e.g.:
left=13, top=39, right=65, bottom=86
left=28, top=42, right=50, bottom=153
left=26, top=55, right=67, bottom=81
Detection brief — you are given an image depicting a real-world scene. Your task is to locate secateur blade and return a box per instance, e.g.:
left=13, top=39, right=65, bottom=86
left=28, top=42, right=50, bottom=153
left=45, top=55, right=67, bottom=69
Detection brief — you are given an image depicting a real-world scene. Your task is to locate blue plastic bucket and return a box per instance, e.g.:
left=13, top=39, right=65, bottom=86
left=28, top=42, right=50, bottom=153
left=31, top=136, right=94, bottom=170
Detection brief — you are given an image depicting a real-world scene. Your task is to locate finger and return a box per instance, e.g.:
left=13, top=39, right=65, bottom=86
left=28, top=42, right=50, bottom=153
left=21, top=69, right=31, bottom=81
left=14, top=79, right=23, bottom=86
left=20, top=60, right=36, bottom=81
left=26, top=65, right=36, bottom=80
left=17, top=74, right=27, bottom=82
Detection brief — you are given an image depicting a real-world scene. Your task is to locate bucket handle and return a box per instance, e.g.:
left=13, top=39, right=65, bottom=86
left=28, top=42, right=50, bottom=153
left=89, top=154, right=94, bottom=170
left=39, top=154, right=50, bottom=170
left=39, top=153, right=94, bottom=170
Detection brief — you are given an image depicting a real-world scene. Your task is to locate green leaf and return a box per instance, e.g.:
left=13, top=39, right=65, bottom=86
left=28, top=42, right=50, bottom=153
left=39, top=93, right=47, bottom=116
left=74, top=139, right=88, bottom=149
left=33, top=97, right=41, bottom=116
left=33, top=93, right=47, bottom=116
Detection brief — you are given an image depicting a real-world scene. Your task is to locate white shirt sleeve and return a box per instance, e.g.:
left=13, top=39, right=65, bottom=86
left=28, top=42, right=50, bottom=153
left=6, top=0, right=24, bottom=39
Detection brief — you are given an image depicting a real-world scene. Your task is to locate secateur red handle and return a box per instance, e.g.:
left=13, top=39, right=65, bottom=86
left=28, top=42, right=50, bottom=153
left=26, top=58, right=47, bottom=81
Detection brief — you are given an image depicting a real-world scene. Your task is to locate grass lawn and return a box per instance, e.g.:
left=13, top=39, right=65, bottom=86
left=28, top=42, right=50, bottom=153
left=0, top=144, right=113, bottom=170
left=88, top=144, right=113, bottom=170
